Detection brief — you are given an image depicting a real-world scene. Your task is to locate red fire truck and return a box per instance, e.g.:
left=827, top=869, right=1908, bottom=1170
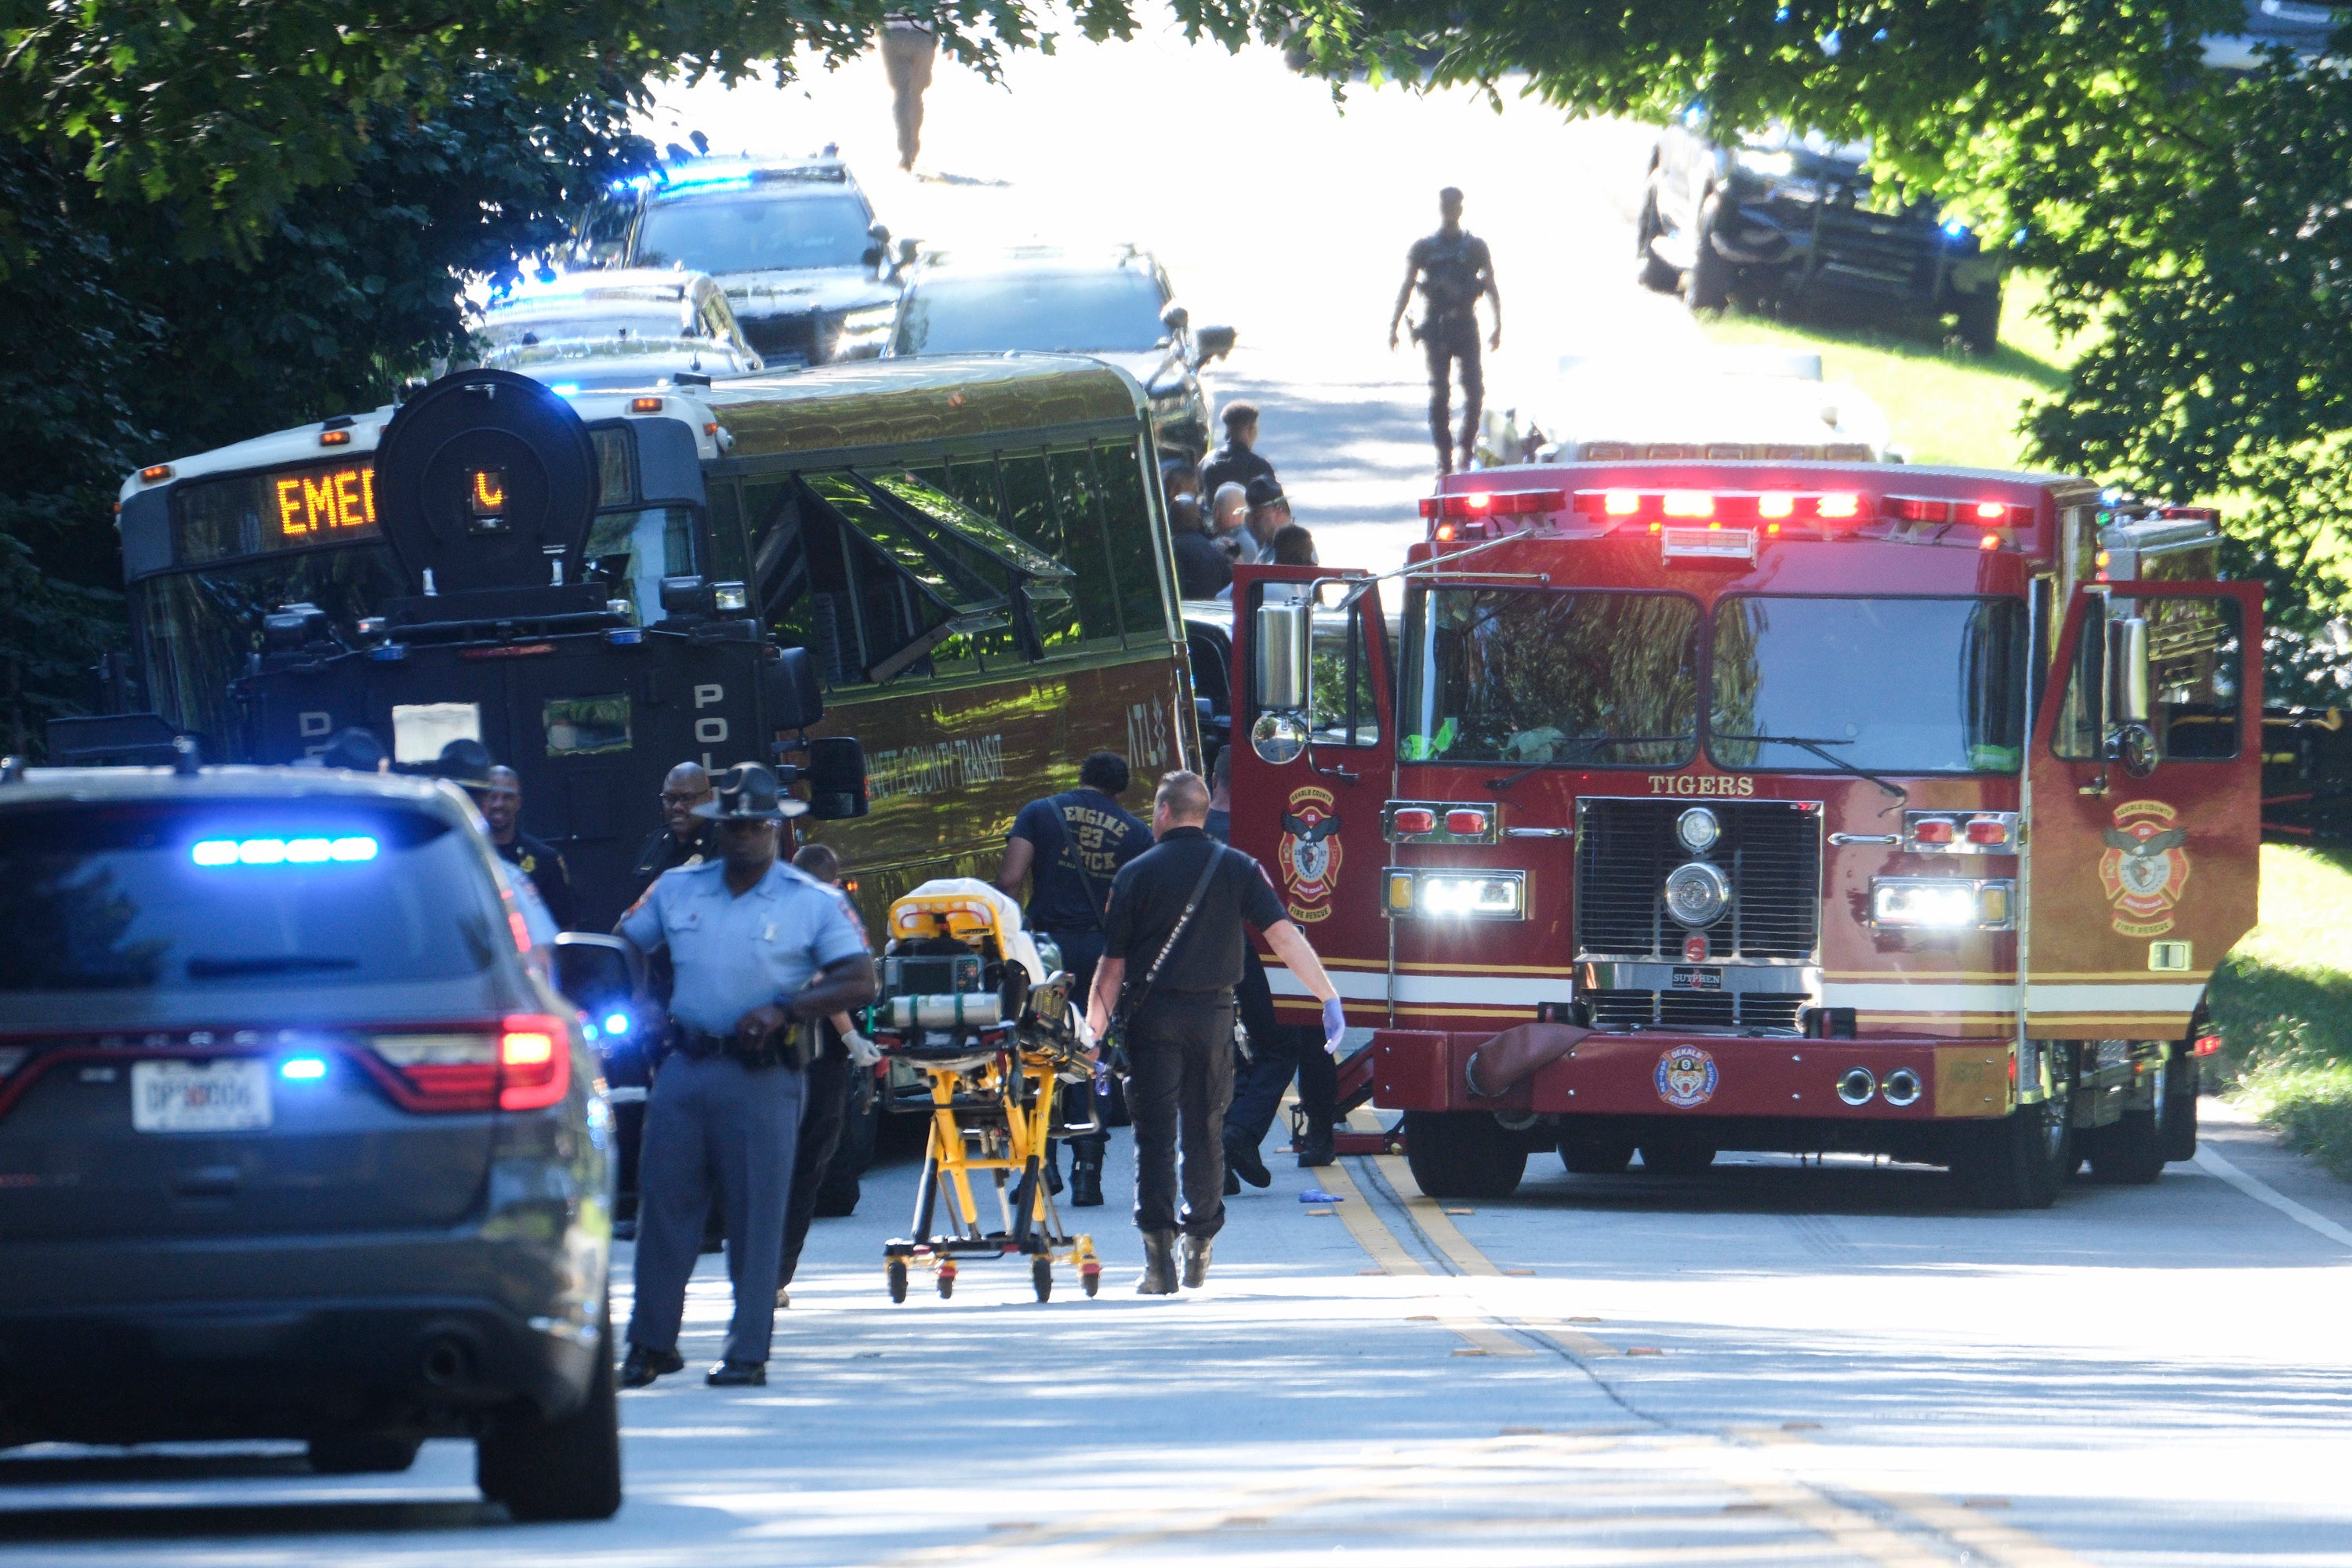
left=1225, top=461, right=2258, bottom=1208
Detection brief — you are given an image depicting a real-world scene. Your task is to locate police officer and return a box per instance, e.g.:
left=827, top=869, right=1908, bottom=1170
left=993, top=750, right=1151, bottom=1207
left=431, top=741, right=576, bottom=928
left=1388, top=187, right=1503, bottom=477
left=633, top=761, right=718, bottom=892
left=1087, top=770, right=1347, bottom=1294
left=615, top=764, right=874, bottom=1388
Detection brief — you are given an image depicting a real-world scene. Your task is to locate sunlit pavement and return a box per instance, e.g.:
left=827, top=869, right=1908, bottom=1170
left=5, top=1097, right=2352, bottom=1563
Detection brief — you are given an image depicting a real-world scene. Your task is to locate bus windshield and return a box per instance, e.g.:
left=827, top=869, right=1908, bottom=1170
left=637, top=191, right=873, bottom=274
left=1708, top=595, right=2027, bottom=774
left=1400, top=588, right=1700, bottom=767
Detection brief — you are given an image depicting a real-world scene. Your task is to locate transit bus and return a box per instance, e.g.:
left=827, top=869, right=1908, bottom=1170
left=98, top=354, right=1202, bottom=932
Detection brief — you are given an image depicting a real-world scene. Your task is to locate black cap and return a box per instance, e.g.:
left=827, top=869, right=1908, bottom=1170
left=433, top=738, right=495, bottom=790
left=320, top=728, right=388, bottom=773
left=693, top=762, right=808, bottom=822
left=1244, top=475, right=1287, bottom=510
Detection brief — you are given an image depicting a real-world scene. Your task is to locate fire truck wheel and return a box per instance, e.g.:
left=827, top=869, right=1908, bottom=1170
left=1635, top=1142, right=1716, bottom=1176
left=1635, top=189, right=1679, bottom=292
left=1559, top=1136, right=1636, bottom=1175
left=2086, top=1109, right=2165, bottom=1185
left=2158, top=1051, right=2200, bottom=1163
left=1403, top=1112, right=1527, bottom=1200
left=1953, top=1098, right=2071, bottom=1210
left=1683, top=195, right=1732, bottom=312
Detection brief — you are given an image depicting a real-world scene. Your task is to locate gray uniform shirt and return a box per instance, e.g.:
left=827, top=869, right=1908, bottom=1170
left=619, top=858, right=867, bottom=1036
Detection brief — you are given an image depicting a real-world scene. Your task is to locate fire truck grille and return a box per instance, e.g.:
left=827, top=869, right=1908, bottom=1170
left=1573, top=797, right=1821, bottom=961
left=1584, top=990, right=1809, bottom=1033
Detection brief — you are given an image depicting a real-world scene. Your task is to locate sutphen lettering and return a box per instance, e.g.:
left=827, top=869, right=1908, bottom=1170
left=1646, top=774, right=1755, bottom=797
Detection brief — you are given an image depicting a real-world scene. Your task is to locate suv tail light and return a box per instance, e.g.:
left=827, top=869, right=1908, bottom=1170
left=368, top=1014, right=570, bottom=1112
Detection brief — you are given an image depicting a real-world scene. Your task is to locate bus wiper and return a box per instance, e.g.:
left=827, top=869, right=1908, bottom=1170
left=1711, top=734, right=1908, bottom=805
left=186, top=956, right=361, bottom=978
left=1486, top=736, right=1690, bottom=791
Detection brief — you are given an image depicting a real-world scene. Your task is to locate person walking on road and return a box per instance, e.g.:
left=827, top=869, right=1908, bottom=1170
left=1389, top=187, right=1502, bottom=476
left=1199, top=403, right=1276, bottom=503
left=775, top=841, right=882, bottom=1308
left=993, top=750, right=1152, bottom=1207
left=633, top=761, right=717, bottom=893
left=879, top=16, right=938, bottom=171
left=1086, top=770, right=1346, bottom=1294
left=615, top=764, right=874, bottom=1390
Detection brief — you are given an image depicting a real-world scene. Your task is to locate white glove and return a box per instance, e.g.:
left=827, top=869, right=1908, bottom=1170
left=1322, top=997, right=1348, bottom=1057
left=843, top=1029, right=883, bottom=1068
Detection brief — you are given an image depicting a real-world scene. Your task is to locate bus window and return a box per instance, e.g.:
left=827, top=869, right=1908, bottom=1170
left=999, top=453, right=1086, bottom=652
left=590, top=428, right=633, bottom=507
left=584, top=507, right=696, bottom=622
left=1044, top=448, right=1125, bottom=649
left=1091, top=440, right=1172, bottom=647
left=943, top=459, right=1002, bottom=522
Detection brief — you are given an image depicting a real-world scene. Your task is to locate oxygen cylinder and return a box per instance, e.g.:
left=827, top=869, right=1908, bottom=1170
left=887, top=993, right=1005, bottom=1029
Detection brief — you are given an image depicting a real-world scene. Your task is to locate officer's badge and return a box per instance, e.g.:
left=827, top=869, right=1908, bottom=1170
left=1277, top=786, right=1342, bottom=924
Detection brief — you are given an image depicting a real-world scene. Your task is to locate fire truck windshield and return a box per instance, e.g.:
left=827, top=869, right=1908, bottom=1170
left=1708, top=596, right=2027, bottom=775
left=1400, top=587, right=1700, bottom=765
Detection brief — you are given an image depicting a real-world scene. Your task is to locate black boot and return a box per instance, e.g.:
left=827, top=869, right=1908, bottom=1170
left=1180, top=1233, right=1214, bottom=1289
left=1225, top=1134, right=1272, bottom=1189
left=620, top=1345, right=684, bottom=1389
left=1297, top=1120, right=1336, bottom=1168
left=1136, top=1230, right=1178, bottom=1294
left=1070, top=1154, right=1104, bottom=1208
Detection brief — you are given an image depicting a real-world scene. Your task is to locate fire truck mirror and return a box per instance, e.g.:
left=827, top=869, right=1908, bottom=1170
left=1254, top=599, right=1312, bottom=713
left=764, top=648, right=826, bottom=733
left=804, top=735, right=869, bottom=820
left=2110, top=615, right=2152, bottom=726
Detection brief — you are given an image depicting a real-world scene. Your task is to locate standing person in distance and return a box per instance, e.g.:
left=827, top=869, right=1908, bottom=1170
left=775, top=841, right=882, bottom=1308
left=993, top=750, right=1151, bottom=1207
left=1208, top=482, right=1250, bottom=564
left=879, top=15, right=938, bottom=172
left=634, top=762, right=717, bottom=894
left=434, top=742, right=577, bottom=930
left=1389, top=187, right=1503, bottom=477
left=615, top=764, right=874, bottom=1389
left=1240, top=477, right=1293, bottom=568
left=1087, top=770, right=1346, bottom=1294
left=1200, top=402, right=1276, bottom=503
left=1170, top=494, right=1232, bottom=599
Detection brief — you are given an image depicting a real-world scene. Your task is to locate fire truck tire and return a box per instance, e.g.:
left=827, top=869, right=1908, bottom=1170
left=2086, top=1110, right=2165, bottom=1185
left=1683, top=196, right=1732, bottom=312
left=2158, top=1051, right=2200, bottom=1163
left=1559, top=1136, right=1637, bottom=1174
left=1636, top=1142, right=1716, bottom=1176
left=1403, top=1112, right=1527, bottom=1200
left=1952, top=1098, right=2071, bottom=1210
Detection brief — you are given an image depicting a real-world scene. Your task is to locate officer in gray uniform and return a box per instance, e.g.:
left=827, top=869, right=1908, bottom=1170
left=615, top=764, right=875, bottom=1388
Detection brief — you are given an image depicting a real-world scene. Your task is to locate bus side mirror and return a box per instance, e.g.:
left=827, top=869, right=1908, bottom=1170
left=1254, top=599, right=1312, bottom=713
left=805, top=735, right=869, bottom=819
left=764, top=647, right=826, bottom=732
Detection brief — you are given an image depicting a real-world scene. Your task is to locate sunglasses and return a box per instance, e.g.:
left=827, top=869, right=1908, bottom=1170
left=659, top=790, right=711, bottom=807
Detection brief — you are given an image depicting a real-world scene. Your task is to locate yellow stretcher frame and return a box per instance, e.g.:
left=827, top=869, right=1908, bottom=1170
left=882, top=1040, right=1102, bottom=1304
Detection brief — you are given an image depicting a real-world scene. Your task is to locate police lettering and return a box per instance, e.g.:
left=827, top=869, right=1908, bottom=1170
left=1646, top=775, right=1755, bottom=797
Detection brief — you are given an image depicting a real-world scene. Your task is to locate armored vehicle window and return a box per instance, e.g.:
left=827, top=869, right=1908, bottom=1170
left=584, top=507, right=695, bottom=622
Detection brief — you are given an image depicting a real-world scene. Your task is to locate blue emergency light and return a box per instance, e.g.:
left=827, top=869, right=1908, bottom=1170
left=191, top=836, right=379, bottom=867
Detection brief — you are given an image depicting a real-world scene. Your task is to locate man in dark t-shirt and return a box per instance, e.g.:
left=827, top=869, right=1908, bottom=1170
left=1089, top=770, right=1345, bottom=1293
left=993, top=750, right=1150, bottom=1207
left=1388, top=187, right=1503, bottom=477
left=1198, top=402, right=1276, bottom=504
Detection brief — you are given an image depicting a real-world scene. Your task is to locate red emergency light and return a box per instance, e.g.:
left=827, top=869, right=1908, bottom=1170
left=1390, top=808, right=1437, bottom=836
left=1571, top=489, right=1868, bottom=525
left=1886, top=495, right=2033, bottom=530
left=1418, top=488, right=1566, bottom=521
left=1444, top=807, right=1490, bottom=837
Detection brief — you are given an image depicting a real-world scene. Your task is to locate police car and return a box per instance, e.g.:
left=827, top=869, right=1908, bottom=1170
left=0, top=760, right=620, bottom=1519
left=480, top=268, right=765, bottom=391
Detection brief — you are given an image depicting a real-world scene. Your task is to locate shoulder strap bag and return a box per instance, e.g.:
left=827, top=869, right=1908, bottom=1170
left=1101, top=846, right=1226, bottom=1076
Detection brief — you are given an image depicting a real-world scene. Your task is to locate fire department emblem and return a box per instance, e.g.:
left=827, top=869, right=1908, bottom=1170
left=1654, top=1046, right=1719, bottom=1109
left=2098, top=799, right=2191, bottom=938
left=1277, top=786, right=1342, bottom=924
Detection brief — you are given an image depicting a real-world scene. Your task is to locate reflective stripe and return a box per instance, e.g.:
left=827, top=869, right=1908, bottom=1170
left=2024, top=981, right=2205, bottom=1014
left=1265, top=967, right=1570, bottom=1007
left=1819, top=982, right=2019, bottom=1013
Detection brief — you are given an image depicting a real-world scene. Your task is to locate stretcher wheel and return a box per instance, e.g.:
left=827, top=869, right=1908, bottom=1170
left=1032, top=1256, right=1053, bottom=1302
left=886, top=1258, right=908, bottom=1304
left=1080, top=1263, right=1102, bottom=1299
left=937, top=1262, right=956, bottom=1300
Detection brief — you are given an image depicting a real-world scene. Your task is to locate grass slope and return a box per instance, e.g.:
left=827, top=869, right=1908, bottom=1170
left=2209, top=845, right=2352, bottom=1178
left=1697, top=278, right=2072, bottom=470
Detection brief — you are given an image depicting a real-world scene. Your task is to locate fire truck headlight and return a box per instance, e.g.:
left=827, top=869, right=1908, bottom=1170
left=1385, top=869, right=1527, bottom=920
left=1871, top=877, right=2015, bottom=930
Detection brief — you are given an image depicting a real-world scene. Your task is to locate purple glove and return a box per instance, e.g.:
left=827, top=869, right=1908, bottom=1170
left=1322, top=997, right=1348, bottom=1056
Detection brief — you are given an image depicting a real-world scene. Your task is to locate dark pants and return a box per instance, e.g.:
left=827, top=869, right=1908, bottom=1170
left=1423, top=314, right=1483, bottom=468
left=1045, top=929, right=1109, bottom=1167
left=1127, top=993, right=1236, bottom=1237
left=1227, top=1025, right=1338, bottom=1153
left=628, top=1053, right=803, bottom=1366
left=778, top=1029, right=853, bottom=1290
left=880, top=25, right=936, bottom=169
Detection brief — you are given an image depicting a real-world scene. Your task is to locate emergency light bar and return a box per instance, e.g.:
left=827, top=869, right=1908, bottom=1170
left=1418, top=489, right=1566, bottom=521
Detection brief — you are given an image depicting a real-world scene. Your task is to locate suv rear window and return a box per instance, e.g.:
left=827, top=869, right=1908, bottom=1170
left=0, top=800, right=506, bottom=993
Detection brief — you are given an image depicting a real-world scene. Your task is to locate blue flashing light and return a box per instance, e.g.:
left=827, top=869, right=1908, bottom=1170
left=281, top=1056, right=328, bottom=1081
left=656, top=169, right=754, bottom=195
left=582, top=1022, right=601, bottom=1044
left=549, top=383, right=582, bottom=395
left=191, top=836, right=379, bottom=867
left=1941, top=217, right=1970, bottom=239
left=369, top=643, right=408, bottom=662
left=604, top=627, right=644, bottom=646
left=604, top=1011, right=631, bottom=1036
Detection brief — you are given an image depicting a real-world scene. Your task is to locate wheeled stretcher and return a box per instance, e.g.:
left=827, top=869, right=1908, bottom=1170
left=869, top=881, right=1101, bottom=1303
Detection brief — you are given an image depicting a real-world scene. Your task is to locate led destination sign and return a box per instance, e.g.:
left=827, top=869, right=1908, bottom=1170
left=174, top=459, right=383, bottom=564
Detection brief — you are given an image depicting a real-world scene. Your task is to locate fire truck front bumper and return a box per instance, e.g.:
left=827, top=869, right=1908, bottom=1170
left=1367, top=1028, right=2015, bottom=1122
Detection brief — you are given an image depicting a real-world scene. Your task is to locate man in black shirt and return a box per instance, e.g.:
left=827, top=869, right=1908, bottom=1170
left=1169, top=494, right=1232, bottom=598
left=633, top=761, right=717, bottom=892
left=481, top=765, right=579, bottom=931
left=1198, top=402, right=1276, bottom=503
left=1088, top=771, right=1346, bottom=1294
left=1389, top=187, right=1503, bottom=477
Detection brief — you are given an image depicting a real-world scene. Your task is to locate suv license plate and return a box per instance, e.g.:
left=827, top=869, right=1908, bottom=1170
left=130, top=1060, right=273, bottom=1133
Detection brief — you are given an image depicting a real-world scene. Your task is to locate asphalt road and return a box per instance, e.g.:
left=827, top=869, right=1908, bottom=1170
left=4, top=1095, right=2352, bottom=1564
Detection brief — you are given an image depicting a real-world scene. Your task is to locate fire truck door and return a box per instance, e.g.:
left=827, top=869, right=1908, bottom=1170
left=2024, top=582, right=2263, bottom=1039
left=1228, top=566, right=1392, bottom=1028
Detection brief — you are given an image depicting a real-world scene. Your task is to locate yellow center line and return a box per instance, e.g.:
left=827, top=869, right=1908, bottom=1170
left=1741, top=1428, right=2103, bottom=1568
left=1312, top=1158, right=1533, bottom=1356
